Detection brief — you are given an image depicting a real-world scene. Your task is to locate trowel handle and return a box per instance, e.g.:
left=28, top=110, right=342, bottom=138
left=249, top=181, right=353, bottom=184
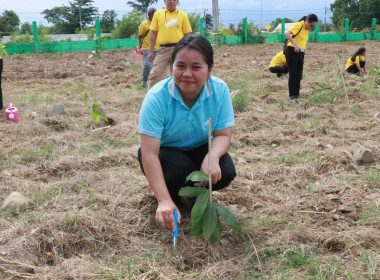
left=171, top=210, right=180, bottom=237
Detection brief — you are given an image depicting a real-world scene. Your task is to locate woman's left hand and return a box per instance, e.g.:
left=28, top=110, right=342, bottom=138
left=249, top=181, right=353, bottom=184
left=200, top=155, right=221, bottom=184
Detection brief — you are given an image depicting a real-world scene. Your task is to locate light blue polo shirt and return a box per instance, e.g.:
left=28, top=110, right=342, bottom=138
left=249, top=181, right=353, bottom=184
left=138, top=76, right=234, bottom=150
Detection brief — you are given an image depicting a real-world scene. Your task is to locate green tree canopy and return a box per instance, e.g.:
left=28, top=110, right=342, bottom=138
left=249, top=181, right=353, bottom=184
left=0, top=10, right=21, bottom=33
left=20, top=22, right=33, bottom=34
left=112, top=12, right=144, bottom=38
left=330, top=0, right=380, bottom=29
left=270, top=17, right=294, bottom=29
left=205, top=13, right=213, bottom=30
left=127, top=0, right=158, bottom=16
left=42, top=0, right=99, bottom=34
left=188, top=12, right=200, bottom=33
left=100, top=10, right=117, bottom=33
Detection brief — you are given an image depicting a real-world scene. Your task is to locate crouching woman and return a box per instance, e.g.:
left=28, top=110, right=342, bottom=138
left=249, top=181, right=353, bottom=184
left=138, top=34, right=236, bottom=231
left=346, top=47, right=367, bottom=75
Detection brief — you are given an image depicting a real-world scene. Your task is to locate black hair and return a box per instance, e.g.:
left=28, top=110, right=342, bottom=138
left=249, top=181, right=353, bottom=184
left=351, top=47, right=366, bottom=62
left=299, top=14, right=318, bottom=23
left=147, top=7, right=156, bottom=16
left=171, top=34, right=214, bottom=71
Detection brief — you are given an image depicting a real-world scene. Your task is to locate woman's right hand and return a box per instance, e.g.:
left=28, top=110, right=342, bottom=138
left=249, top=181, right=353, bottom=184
left=156, top=199, right=181, bottom=232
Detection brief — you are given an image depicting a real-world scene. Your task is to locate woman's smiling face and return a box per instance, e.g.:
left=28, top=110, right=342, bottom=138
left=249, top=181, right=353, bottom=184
left=172, top=48, right=211, bottom=107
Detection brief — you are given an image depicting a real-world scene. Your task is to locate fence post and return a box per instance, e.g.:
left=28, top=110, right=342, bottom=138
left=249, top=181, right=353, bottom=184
left=95, top=18, right=101, bottom=39
left=371, top=18, right=376, bottom=40
left=281, top=18, right=285, bottom=42
left=243, top=17, right=248, bottom=44
left=32, top=21, right=40, bottom=53
left=200, top=17, right=205, bottom=36
left=344, top=18, right=349, bottom=41
left=315, top=21, right=319, bottom=42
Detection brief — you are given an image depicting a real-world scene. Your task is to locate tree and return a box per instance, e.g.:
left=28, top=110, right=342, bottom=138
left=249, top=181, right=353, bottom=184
left=20, top=22, right=33, bottom=34
left=0, top=10, right=20, bottom=32
left=127, top=0, right=158, bottom=16
left=188, top=12, right=201, bottom=33
left=100, top=10, right=117, bottom=33
left=270, top=17, right=294, bottom=29
left=330, top=0, right=380, bottom=29
left=205, top=13, right=213, bottom=30
left=112, top=12, right=144, bottom=39
left=42, top=0, right=99, bottom=34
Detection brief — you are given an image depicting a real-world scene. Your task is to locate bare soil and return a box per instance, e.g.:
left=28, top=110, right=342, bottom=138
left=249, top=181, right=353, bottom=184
left=0, top=40, right=379, bottom=279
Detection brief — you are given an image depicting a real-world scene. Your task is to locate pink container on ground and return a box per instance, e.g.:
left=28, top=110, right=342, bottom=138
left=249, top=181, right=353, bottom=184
left=5, top=103, right=19, bottom=123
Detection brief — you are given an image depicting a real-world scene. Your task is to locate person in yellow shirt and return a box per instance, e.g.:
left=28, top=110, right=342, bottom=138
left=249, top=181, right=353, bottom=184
left=147, top=0, right=192, bottom=89
left=0, top=55, right=3, bottom=110
left=137, top=7, right=158, bottom=87
left=269, top=51, right=288, bottom=78
left=284, top=14, right=318, bottom=101
left=346, top=47, right=366, bottom=75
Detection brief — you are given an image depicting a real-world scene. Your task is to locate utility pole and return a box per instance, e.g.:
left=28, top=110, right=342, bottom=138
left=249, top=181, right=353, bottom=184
left=79, top=6, right=83, bottom=31
left=212, top=0, right=219, bottom=32
left=260, top=0, right=262, bottom=30
left=324, top=0, right=327, bottom=33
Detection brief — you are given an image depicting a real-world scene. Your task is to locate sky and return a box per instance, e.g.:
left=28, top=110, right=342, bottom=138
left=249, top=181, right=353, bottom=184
left=1, top=0, right=336, bottom=29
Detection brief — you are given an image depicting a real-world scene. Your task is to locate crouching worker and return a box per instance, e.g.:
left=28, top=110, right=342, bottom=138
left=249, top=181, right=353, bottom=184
left=138, top=34, right=236, bottom=231
left=346, top=47, right=367, bottom=75
left=269, top=51, right=288, bottom=78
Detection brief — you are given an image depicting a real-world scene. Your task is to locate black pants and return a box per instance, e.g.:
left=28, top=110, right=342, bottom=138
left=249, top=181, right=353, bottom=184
left=347, top=61, right=365, bottom=74
left=138, top=143, right=236, bottom=206
left=285, top=47, right=304, bottom=98
left=0, top=58, right=3, bottom=110
left=269, top=66, right=288, bottom=77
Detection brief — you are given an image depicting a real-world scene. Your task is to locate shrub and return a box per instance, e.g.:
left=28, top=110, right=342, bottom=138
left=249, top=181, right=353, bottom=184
left=112, top=12, right=144, bottom=39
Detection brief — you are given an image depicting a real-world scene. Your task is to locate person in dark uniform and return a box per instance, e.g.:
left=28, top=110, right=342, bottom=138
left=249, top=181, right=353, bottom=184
left=269, top=51, right=288, bottom=78
left=284, top=14, right=318, bottom=101
left=346, top=47, right=367, bottom=75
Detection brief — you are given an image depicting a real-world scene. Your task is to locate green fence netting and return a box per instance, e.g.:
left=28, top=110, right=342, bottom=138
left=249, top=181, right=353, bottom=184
left=3, top=18, right=379, bottom=56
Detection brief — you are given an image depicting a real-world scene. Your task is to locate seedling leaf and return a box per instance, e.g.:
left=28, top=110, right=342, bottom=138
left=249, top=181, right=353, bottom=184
left=209, top=218, right=221, bottom=245
left=84, top=92, right=89, bottom=104
left=179, top=187, right=207, bottom=198
left=202, top=203, right=218, bottom=240
left=186, top=171, right=209, bottom=183
left=190, top=219, right=203, bottom=239
left=92, top=110, right=100, bottom=123
left=191, top=189, right=209, bottom=225
left=100, top=112, right=108, bottom=123
left=216, top=205, right=241, bottom=231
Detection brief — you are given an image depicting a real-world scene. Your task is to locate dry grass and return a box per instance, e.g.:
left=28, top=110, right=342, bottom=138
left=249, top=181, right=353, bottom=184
left=1, top=41, right=380, bottom=279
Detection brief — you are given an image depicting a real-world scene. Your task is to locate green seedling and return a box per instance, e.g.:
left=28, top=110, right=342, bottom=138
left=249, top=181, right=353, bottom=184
left=0, top=42, right=8, bottom=57
left=179, top=171, right=241, bottom=245
left=369, top=66, right=380, bottom=75
left=84, top=92, right=109, bottom=123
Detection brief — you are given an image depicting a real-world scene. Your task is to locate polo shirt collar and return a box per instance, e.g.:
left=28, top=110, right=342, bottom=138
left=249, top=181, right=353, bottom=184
left=165, top=8, right=178, bottom=13
left=168, top=78, right=213, bottom=103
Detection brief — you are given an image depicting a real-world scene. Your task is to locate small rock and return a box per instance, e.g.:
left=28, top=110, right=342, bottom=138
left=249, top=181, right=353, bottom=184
left=223, top=52, right=228, bottom=57
left=0, top=251, right=7, bottom=256
left=332, top=214, right=340, bottom=221
left=350, top=143, right=375, bottom=163
left=325, top=144, right=334, bottom=150
left=374, top=112, right=379, bottom=118
left=220, top=239, right=230, bottom=246
left=1, top=192, right=32, bottom=211
left=237, top=157, right=246, bottom=163
left=338, top=205, right=355, bottom=213
left=253, top=203, right=264, bottom=210
left=46, top=107, right=67, bottom=117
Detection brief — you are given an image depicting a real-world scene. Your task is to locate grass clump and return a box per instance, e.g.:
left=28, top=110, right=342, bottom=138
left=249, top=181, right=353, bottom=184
left=362, top=169, right=380, bottom=185
left=307, top=88, right=341, bottom=105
